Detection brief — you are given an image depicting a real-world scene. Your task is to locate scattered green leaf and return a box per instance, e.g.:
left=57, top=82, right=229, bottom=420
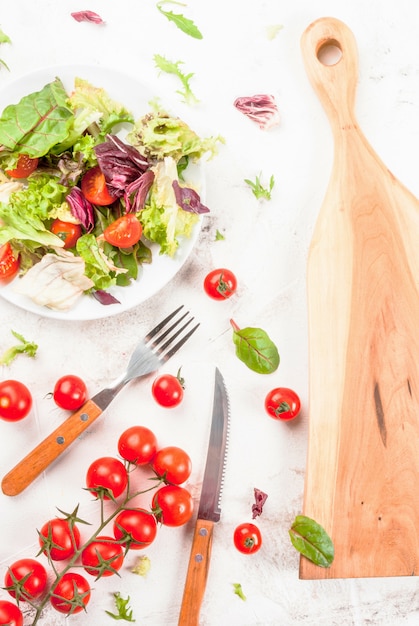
left=154, top=54, right=199, bottom=105
left=132, top=555, right=151, bottom=577
left=0, top=26, right=11, bottom=71
left=156, top=1, right=203, bottom=39
left=215, top=229, right=225, bottom=241
left=232, top=582, right=246, bottom=601
left=244, top=173, right=275, bottom=200
left=266, top=24, right=284, bottom=40
left=289, top=515, right=334, bottom=568
left=0, top=330, right=38, bottom=365
left=106, top=592, right=136, bottom=622
left=230, top=319, right=279, bottom=374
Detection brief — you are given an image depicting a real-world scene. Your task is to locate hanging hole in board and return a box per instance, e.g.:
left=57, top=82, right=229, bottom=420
left=317, top=40, right=342, bottom=66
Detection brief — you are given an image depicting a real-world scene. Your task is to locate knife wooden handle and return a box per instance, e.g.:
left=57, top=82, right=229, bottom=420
left=178, top=518, right=215, bottom=626
left=1, top=399, right=103, bottom=496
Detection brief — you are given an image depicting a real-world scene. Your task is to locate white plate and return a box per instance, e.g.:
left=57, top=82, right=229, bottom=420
left=0, top=65, right=204, bottom=321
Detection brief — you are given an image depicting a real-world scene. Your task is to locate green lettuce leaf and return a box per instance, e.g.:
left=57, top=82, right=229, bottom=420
left=76, top=234, right=117, bottom=290
left=0, top=78, right=73, bottom=157
left=140, top=157, right=198, bottom=256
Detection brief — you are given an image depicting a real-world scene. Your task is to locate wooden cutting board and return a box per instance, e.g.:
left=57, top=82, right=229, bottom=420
left=300, top=17, right=419, bottom=579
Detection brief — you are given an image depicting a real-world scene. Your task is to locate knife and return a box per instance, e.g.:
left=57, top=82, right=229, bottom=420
left=178, top=366, right=229, bottom=626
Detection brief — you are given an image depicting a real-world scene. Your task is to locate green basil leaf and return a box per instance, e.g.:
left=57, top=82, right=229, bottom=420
left=157, top=2, right=203, bottom=39
left=232, top=326, right=279, bottom=374
left=0, top=78, right=73, bottom=157
left=289, top=515, right=334, bottom=568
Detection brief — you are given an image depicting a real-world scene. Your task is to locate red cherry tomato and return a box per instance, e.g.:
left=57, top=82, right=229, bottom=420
left=113, top=508, right=157, bottom=550
left=38, top=518, right=81, bottom=561
left=6, top=154, right=38, bottom=178
left=152, top=372, right=184, bottom=408
left=103, top=213, right=142, bottom=248
left=81, top=165, right=116, bottom=206
left=233, top=522, right=262, bottom=554
left=152, top=485, right=194, bottom=527
left=0, top=380, right=32, bottom=422
left=0, top=243, right=19, bottom=283
left=53, top=374, right=87, bottom=411
left=4, top=558, right=48, bottom=601
left=118, top=425, right=158, bottom=465
left=203, top=268, right=237, bottom=300
left=264, top=387, right=301, bottom=421
left=86, top=456, right=128, bottom=500
left=152, top=446, right=192, bottom=485
left=50, top=219, right=82, bottom=249
left=0, top=600, right=23, bottom=626
left=50, top=572, right=91, bottom=614
left=81, top=536, right=124, bottom=578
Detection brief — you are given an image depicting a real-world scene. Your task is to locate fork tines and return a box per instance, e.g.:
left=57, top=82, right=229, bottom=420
left=145, top=305, right=199, bottom=362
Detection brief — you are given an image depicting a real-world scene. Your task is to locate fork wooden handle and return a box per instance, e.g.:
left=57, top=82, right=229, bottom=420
left=178, top=518, right=214, bottom=626
left=1, top=399, right=103, bottom=496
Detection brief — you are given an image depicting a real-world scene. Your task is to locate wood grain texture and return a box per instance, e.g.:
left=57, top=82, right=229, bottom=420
left=178, top=518, right=214, bottom=626
left=1, top=399, right=103, bottom=496
left=300, top=17, right=419, bottom=578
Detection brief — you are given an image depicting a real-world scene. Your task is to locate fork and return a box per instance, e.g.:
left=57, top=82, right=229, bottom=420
left=1, top=305, right=199, bottom=497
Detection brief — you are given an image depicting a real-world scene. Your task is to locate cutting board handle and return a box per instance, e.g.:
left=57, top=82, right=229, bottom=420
left=300, top=17, right=359, bottom=131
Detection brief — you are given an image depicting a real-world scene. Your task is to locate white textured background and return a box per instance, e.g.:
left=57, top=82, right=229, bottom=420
left=1, top=1, right=419, bottom=624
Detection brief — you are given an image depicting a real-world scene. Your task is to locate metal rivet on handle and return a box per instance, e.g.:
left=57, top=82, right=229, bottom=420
left=199, top=528, right=208, bottom=536
left=80, top=413, right=89, bottom=422
left=56, top=436, right=65, bottom=445
left=194, top=554, right=203, bottom=562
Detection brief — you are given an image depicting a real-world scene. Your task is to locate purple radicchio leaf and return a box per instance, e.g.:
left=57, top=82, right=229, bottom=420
left=92, top=290, right=121, bottom=305
left=233, top=94, right=280, bottom=130
left=71, top=11, right=105, bottom=24
left=66, top=186, right=95, bottom=232
left=252, top=488, right=268, bottom=519
left=124, top=170, right=155, bottom=213
left=94, top=135, right=150, bottom=200
left=172, top=180, right=210, bottom=214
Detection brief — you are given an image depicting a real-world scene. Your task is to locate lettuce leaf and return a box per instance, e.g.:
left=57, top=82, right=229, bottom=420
left=140, top=156, right=198, bottom=256
left=0, top=78, right=73, bottom=157
left=76, top=233, right=119, bottom=290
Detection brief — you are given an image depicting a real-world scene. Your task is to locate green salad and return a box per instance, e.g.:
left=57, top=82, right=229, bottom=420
left=0, top=77, right=219, bottom=310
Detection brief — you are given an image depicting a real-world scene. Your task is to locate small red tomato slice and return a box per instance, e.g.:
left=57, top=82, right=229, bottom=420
left=81, top=165, right=117, bottom=206
left=6, top=154, right=39, bottom=179
left=264, top=387, right=301, bottom=421
left=0, top=243, right=19, bottom=283
left=103, top=213, right=142, bottom=248
left=50, top=219, right=82, bottom=249
left=53, top=374, right=87, bottom=411
left=0, top=380, right=32, bottom=422
left=203, top=268, right=237, bottom=300
left=233, top=522, right=262, bottom=554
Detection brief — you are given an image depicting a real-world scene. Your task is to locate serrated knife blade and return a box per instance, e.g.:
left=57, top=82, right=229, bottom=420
left=178, top=367, right=229, bottom=626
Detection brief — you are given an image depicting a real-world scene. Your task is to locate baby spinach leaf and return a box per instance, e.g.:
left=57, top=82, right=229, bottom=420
left=231, top=319, right=279, bottom=374
left=0, top=78, right=73, bottom=157
left=156, top=1, right=203, bottom=39
left=289, top=515, right=334, bottom=568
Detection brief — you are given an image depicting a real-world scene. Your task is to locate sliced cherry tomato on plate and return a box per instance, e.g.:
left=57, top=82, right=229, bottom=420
left=81, top=536, right=124, bottom=577
left=233, top=522, right=262, bottom=554
left=0, top=380, right=32, bottom=422
left=38, top=518, right=81, bottom=561
left=113, top=508, right=158, bottom=550
left=203, top=268, right=237, bottom=300
left=4, top=558, right=48, bottom=601
left=264, top=387, right=301, bottom=421
left=103, top=213, right=142, bottom=248
left=81, top=165, right=117, bottom=206
left=86, top=456, right=128, bottom=500
left=152, top=371, right=184, bottom=408
left=6, top=154, right=38, bottom=179
left=118, top=425, right=158, bottom=465
left=50, top=572, right=91, bottom=614
left=0, top=600, right=23, bottom=626
left=152, top=484, right=194, bottom=527
left=53, top=374, right=87, bottom=411
left=151, top=446, right=192, bottom=485
left=50, top=219, right=83, bottom=249
left=0, top=243, right=19, bottom=283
